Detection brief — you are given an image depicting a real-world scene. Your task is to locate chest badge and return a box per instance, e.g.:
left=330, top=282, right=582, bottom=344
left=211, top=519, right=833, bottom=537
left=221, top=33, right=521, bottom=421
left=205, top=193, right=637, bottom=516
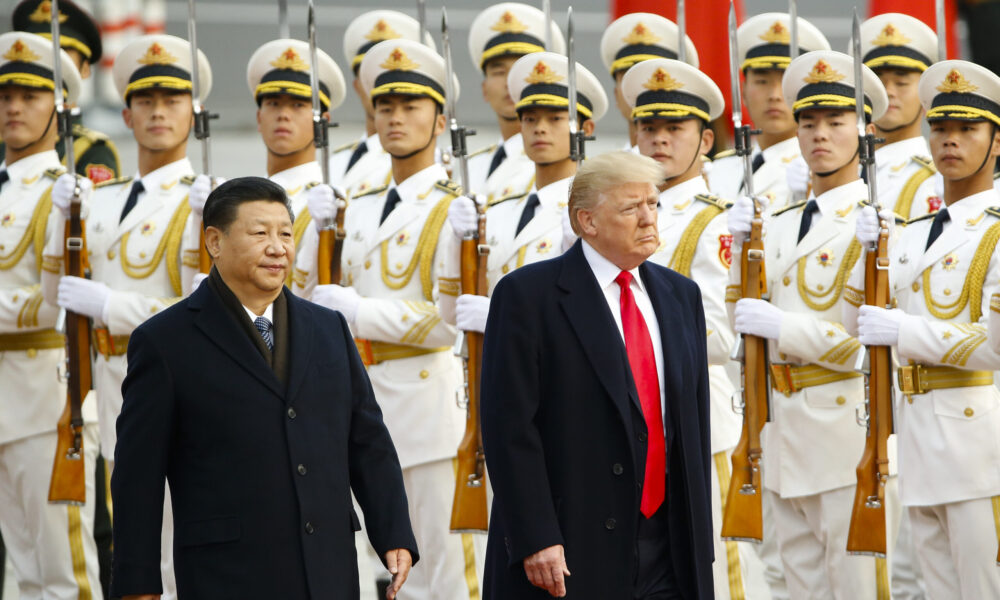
left=141, top=222, right=156, bottom=236
left=816, top=248, right=835, bottom=267
left=927, top=196, right=943, bottom=213
left=1, top=213, right=14, bottom=227
left=395, top=231, right=410, bottom=246
left=941, top=253, right=959, bottom=271
left=719, top=234, right=733, bottom=269
left=536, top=238, right=553, bottom=254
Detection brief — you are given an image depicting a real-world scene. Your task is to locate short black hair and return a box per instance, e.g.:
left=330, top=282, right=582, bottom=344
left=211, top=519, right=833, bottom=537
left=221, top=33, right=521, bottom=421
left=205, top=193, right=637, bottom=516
left=203, top=176, right=292, bottom=231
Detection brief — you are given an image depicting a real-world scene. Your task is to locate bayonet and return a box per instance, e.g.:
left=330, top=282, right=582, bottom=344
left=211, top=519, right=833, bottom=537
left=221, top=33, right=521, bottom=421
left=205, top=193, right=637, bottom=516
left=935, top=0, right=947, bottom=62
left=566, top=7, right=591, bottom=163
left=543, top=0, right=552, bottom=49
left=677, top=0, right=687, bottom=64
left=278, top=0, right=289, bottom=39
left=728, top=1, right=759, bottom=201
left=789, top=0, right=798, bottom=61
left=441, top=7, right=476, bottom=197
left=417, top=0, right=427, bottom=44
left=853, top=8, right=879, bottom=214
left=308, top=0, right=330, bottom=187
left=187, top=0, right=215, bottom=179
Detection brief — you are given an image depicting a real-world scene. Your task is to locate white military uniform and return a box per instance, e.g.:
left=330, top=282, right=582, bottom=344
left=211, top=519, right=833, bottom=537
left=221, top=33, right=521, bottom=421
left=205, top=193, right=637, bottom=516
left=467, top=134, right=536, bottom=204
left=271, top=160, right=323, bottom=254
left=709, top=137, right=802, bottom=215
left=0, top=151, right=102, bottom=600
left=875, top=137, right=941, bottom=221
left=849, top=190, right=1000, bottom=598
left=728, top=179, right=900, bottom=600
left=648, top=176, right=770, bottom=600
left=329, top=134, right=365, bottom=184
left=338, top=132, right=393, bottom=199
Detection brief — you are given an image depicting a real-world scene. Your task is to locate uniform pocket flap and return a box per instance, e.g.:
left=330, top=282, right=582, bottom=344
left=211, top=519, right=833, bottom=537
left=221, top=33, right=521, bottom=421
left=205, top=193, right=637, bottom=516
left=932, top=390, right=999, bottom=421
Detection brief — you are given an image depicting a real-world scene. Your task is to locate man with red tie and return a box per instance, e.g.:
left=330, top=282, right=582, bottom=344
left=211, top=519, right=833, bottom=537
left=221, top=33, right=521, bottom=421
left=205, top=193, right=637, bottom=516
left=480, top=151, right=715, bottom=599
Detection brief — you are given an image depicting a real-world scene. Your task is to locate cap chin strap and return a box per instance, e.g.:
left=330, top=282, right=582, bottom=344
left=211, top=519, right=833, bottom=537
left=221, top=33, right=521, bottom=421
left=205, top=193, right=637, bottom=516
left=388, top=118, right=438, bottom=161
left=663, top=122, right=707, bottom=182
left=814, top=144, right=860, bottom=178
left=876, top=106, right=923, bottom=134
left=267, top=138, right=315, bottom=158
left=8, top=106, right=57, bottom=153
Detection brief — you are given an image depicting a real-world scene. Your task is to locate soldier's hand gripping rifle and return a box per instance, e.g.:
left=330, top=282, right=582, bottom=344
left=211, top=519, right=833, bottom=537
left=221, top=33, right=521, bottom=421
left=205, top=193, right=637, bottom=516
left=308, top=0, right=347, bottom=286
left=566, top=7, right=593, bottom=164
left=442, top=7, right=488, bottom=534
left=721, top=1, right=770, bottom=544
left=847, top=9, right=893, bottom=560
left=188, top=0, right=218, bottom=274
left=49, top=0, right=89, bottom=505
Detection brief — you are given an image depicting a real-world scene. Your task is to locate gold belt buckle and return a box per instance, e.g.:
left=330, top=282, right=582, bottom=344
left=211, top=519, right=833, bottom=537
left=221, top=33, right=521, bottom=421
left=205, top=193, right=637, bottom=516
left=770, top=364, right=794, bottom=396
left=94, top=328, right=113, bottom=359
left=897, top=365, right=926, bottom=395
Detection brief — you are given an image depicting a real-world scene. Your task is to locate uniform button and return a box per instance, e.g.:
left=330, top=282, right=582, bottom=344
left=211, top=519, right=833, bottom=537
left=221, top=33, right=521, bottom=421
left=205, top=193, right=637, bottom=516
left=782, top=276, right=791, bottom=286
left=304, top=522, right=314, bottom=534
left=612, top=463, right=623, bottom=475
left=964, top=407, right=974, bottom=417
left=907, top=396, right=913, bottom=404
left=107, top=249, right=116, bottom=260
left=297, top=464, right=307, bottom=475
left=605, top=518, right=616, bottom=530
left=287, top=407, right=297, bottom=419
left=419, top=369, right=429, bottom=379
left=836, top=396, right=846, bottom=405
left=637, top=432, right=647, bottom=442
left=502, top=265, right=509, bottom=274
left=364, top=260, right=372, bottom=269
left=26, top=348, right=37, bottom=358
left=911, top=282, right=920, bottom=292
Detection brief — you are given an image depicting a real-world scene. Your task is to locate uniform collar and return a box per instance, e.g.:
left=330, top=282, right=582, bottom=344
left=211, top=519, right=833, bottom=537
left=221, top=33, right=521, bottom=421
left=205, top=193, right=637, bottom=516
left=501, top=133, right=525, bottom=157
left=5, top=149, right=59, bottom=183
left=365, top=131, right=383, bottom=153
left=659, top=175, right=708, bottom=207
left=943, top=189, right=1000, bottom=225
left=874, top=136, right=929, bottom=165
left=269, top=161, right=322, bottom=191
left=134, top=158, right=194, bottom=192
left=812, top=178, right=867, bottom=217
left=581, top=239, right=646, bottom=295
left=533, top=176, right=573, bottom=208
left=391, top=162, right=447, bottom=201
left=759, top=136, right=801, bottom=162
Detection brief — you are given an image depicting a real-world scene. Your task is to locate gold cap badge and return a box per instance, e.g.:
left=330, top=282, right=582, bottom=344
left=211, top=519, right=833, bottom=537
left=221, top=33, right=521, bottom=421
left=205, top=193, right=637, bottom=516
left=937, top=68, right=978, bottom=94
left=3, top=39, right=41, bottom=63
left=380, top=47, right=418, bottom=71
left=270, top=47, right=309, bottom=72
left=804, top=59, right=845, bottom=84
left=491, top=11, right=528, bottom=34
left=759, top=21, right=790, bottom=44
left=525, top=60, right=563, bottom=84
left=28, top=1, right=67, bottom=24
left=365, top=20, right=401, bottom=42
left=137, top=42, right=177, bottom=66
left=623, top=23, right=661, bottom=46
left=871, top=23, right=911, bottom=48
left=643, top=67, right=683, bottom=91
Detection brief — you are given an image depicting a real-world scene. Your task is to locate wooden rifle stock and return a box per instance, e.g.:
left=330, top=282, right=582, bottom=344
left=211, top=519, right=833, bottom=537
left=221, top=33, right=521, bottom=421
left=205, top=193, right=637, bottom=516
left=49, top=202, right=91, bottom=505
left=450, top=204, right=489, bottom=533
left=847, top=226, right=893, bottom=557
left=721, top=212, right=769, bottom=543
left=199, top=230, right=211, bottom=274
left=317, top=192, right=347, bottom=286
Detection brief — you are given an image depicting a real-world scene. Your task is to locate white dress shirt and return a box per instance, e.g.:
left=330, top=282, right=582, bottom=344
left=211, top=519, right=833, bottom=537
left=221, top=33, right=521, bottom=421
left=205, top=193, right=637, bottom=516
left=582, top=240, right=666, bottom=415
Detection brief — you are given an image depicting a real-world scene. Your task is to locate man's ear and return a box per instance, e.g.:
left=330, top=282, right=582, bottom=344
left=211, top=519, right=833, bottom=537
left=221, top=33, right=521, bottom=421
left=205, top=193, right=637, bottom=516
left=700, top=125, right=715, bottom=156
left=865, top=122, right=877, bottom=136
left=204, top=226, right=224, bottom=260
left=434, top=110, right=447, bottom=136
left=577, top=207, right=598, bottom=237
left=582, top=119, right=595, bottom=136
left=122, top=107, right=133, bottom=130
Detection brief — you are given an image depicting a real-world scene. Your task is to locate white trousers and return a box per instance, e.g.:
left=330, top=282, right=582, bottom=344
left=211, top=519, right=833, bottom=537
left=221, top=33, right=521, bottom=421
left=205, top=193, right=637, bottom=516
left=712, top=451, right=772, bottom=600
left=772, top=483, right=900, bottom=600
left=909, top=498, right=1000, bottom=599
left=0, top=427, right=101, bottom=600
left=891, top=511, right=927, bottom=599
left=398, top=458, right=484, bottom=600
left=757, top=488, right=789, bottom=600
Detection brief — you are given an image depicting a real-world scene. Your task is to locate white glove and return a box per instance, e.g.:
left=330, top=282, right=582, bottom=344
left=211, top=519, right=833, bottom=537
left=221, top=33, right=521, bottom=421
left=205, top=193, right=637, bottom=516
left=727, top=195, right=755, bottom=245
left=307, top=184, right=345, bottom=233
left=734, top=298, right=784, bottom=340
left=857, top=305, right=906, bottom=347
left=785, top=155, right=810, bottom=198
left=561, top=206, right=578, bottom=252
left=456, top=294, right=490, bottom=333
left=856, top=205, right=895, bottom=246
left=448, top=195, right=481, bottom=238
left=57, top=276, right=111, bottom=322
left=51, top=173, right=92, bottom=219
left=189, top=175, right=226, bottom=218
left=312, top=284, right=361, bottom=325
left=191, top=272, right=208, bottom=291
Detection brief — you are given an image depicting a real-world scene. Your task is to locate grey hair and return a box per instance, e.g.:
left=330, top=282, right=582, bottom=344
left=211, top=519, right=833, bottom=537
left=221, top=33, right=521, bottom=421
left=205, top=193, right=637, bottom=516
left=568, top=151, right=664, bottom=235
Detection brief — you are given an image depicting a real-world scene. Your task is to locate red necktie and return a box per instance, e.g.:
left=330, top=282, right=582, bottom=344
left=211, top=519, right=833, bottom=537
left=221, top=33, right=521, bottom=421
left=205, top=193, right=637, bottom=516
left=615, top=271, right=665, bottom=518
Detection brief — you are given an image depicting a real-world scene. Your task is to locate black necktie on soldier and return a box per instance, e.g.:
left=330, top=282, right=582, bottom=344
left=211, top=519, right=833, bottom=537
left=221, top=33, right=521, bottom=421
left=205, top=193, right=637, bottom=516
left=797, top=199, right=819, bottom=243
left=925, top=208, right=950, bottom=250
left=346, top=141, right=368, bottom=172
left=488, top=145, right=507, bottom=177
left=516, top=193, right=540, bottom=235
left=380, top=188, right=401, bottom=225
left=120, top=180, right=144, bottom=223
left=0, top=169, right=9, bottom=193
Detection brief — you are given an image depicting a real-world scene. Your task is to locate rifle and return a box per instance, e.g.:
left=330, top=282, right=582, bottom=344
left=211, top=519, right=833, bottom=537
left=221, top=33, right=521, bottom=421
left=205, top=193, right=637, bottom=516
left=278, top=0, right=289, bottom=39
left=721, top=1, right=770, bottom=543
left=308, top=0, right=346, bottom=286
left=49, top=0, right=88, bottom=505
left=542, top=0, right=552, bottom=49
left=935, top=0, right=947, bottom=62
left=676, top=0, right=687, bottom=64
left=443, top=7, right=488, bottom=533
left=566, top=7, right=593, bottom=164
left=188, top=0, right=218, bottom=274
left=847, top=9, right=893, bottom=559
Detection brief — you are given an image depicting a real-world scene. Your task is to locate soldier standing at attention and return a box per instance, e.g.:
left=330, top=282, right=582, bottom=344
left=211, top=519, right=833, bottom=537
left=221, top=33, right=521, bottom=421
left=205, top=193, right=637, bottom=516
left=41, top=34, right=213, bottom=600
left=0, top=30, right=102, bottom=600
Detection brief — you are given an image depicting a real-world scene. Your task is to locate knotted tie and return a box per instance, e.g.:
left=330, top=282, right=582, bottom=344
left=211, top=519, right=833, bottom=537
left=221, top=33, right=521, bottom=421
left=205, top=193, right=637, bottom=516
left=346, top=141, right=368, bottom=172
left=515, top=193, right=540, bottom=235
left=615, top=271, right=665, bottom=518
left=254, top=316, right=274, bottom=351
left=0, top=169, right=9, bottom=193
left=120, top=180, right=144, bottom=223
left=487, top=145, right=507, bottom=177
left=797, top=199, right=819, bottom=243
left=925, top=208, right=950, bottom=250
left=380, top=188, right=401, bottom=225
left=751, top=152, right=765, bottom=173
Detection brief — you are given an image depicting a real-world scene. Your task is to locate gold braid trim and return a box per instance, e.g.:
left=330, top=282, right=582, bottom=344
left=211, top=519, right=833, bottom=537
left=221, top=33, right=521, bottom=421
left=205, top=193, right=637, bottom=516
left=0, top=185, right=53, bottom=273
left=893, top=162, right=935, bottom=219
left=667, top=204, right=724, bottom=277
left=941, top=324, right=987, bottom=367
left=922, top=221, right=1000, bottom=322
left=119, top=199, right=191, bottom=296
left=796, top=239, right=862, bottom=311
left=380, top=193, right=457, bottom=301
left=289, top=206, right=313, bottom=287
left=516, top=246, right=529, bottom=270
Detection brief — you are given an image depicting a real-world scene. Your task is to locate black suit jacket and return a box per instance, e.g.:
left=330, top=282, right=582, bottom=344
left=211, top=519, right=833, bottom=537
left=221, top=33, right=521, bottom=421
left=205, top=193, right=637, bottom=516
left=110, top=282, right=417, bottom=600
left=481, top=241, right=714, bottom=599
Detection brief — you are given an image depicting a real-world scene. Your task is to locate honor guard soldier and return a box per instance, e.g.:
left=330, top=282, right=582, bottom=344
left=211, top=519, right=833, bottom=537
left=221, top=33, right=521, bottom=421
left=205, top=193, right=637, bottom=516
left=465, top=3, right=564, bottom=202
left=8, top=0, right=121, bottom=183
left=849, top=59, right=1000, bottom=599
left=726, top=51, right=900, bottom=599
left=297, top=39, right=478, bottom=600
left=709, top=13, right=830, bottom=212
left=331, top=11, right=434, bottom=198
left=857, top=13, right=942, bottom=221
left=599, top=12, right=698, bottom=152
left=445, top=51, right=606, bottom=333
left=41, top=33, right=213, bottom=600
left=621, top=57, right=770, bottom=600
left=0, top=31, right=102, bottom=600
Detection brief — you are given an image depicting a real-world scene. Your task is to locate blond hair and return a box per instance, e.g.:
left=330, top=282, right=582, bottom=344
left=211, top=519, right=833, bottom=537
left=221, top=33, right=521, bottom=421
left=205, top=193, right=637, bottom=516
left=568, top=151, right=664, bottom=235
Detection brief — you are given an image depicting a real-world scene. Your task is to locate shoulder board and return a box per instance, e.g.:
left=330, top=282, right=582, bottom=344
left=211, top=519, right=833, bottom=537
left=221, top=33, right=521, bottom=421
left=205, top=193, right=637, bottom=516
left=854, top=201, right=906, bottom=224
left=986, top=207, right=1000, bottom=219
left=180, top=175, right=197, bottom=186
left=351, top=184, right=388, bottom=199
left=304, top=181, right=321, bottom=190
left=694, top=193, right=731, bottom=210
left=434, top=179, right=462, bottom=196
left=906, top=211, right=938, bottom=225
left=912, top=155, right=936, bottom=171
left=95, top=175, right=133, bottom=188
left=70, top=123, right=110, bottom=143
left=332, top=139, right=359, bottom=153
left=772, top=200, right=808, bottom=217
left=713, top=149, right=736, bottom=159
left=468, top=144, right=498, bottom=159
left=488, top=190, right=529, bottom=207
left=43, top=167, right=66, bottom=180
